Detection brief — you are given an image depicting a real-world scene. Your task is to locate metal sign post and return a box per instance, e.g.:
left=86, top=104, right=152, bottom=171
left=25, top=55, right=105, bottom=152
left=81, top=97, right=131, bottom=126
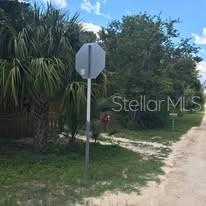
left=84, top=77, right=91, bottom=179
left=75, top=43, right=105, bottom=180
left=172, top=118, right=175, bottom=130
left=169, top=113, right=178, bottom=130
left=84, top=45, right=92, bottom=180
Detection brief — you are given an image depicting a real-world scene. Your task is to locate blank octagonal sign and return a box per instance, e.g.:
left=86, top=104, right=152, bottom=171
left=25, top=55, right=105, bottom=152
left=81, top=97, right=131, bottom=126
left=75, top=43, right=106, bottom=79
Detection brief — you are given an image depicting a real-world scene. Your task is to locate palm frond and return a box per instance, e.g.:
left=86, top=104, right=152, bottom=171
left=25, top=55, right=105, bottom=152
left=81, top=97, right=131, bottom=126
left=29, top=57, right=65, bottom=98
left=0, top=59, right=22, bottom=104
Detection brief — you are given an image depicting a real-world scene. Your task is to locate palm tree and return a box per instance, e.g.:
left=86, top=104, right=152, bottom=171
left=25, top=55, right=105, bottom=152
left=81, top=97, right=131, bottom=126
left=0, top=3, right=108, bottom=151
left=0, top=4, right=81, bottom=151
left=0, top=0, right=32, bottom=59
left=61, top=70, right=108, bottom=143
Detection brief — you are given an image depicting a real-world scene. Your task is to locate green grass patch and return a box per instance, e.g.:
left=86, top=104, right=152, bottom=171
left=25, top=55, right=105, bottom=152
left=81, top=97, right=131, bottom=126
left=115, top=112, right=204, bottom=144
left=0, top=112, right=203, bottom=205
left=0, top=142, right=163, bottom=206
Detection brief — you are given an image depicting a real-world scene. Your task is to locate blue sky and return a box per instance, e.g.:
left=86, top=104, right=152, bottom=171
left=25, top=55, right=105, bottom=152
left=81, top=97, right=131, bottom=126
left=43, top=0, right=206, bottom=81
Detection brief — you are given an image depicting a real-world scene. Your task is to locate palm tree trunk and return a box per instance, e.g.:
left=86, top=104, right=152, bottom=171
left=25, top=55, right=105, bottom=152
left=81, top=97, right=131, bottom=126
left=33, top=98, right=49, bottom=152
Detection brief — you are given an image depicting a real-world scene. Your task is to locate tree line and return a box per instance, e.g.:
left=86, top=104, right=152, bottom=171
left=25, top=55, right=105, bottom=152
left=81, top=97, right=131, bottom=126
left=100, top=14, right=204, bottom=128
left=0, top=1, right=204, bottom=151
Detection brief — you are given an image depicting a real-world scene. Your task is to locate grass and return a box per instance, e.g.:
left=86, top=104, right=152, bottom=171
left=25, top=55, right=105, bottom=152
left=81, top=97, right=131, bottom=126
left=0, top=111, right=203, bottom=205
left=115, top=112, right=204, bottom=144
left=0, top=142, right=163, bottom=206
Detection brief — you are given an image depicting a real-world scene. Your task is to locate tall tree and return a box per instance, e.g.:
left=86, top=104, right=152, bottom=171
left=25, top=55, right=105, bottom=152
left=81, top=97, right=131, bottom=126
left=100, top=14, right=203, bottom=128
left=0, top=4, right=81, bottom=151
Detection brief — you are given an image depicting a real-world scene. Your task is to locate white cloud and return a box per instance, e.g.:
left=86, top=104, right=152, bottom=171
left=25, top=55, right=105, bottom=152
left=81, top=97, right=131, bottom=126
left=81, top=0, right=110, bottom=18
left=82, top=22, right=102, bottom=35
left=81, top=0, right=100, bottom=14
left=192, top=28, right=206, bottom=45
left=197, top=60, right=206, bottom=82
left=43, top=0, right=67, bottom=8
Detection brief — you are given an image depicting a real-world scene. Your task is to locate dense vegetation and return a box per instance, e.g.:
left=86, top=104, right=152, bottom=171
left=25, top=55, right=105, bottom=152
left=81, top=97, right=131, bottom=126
left=0, top=0, right=204, bottom=150
left=100, top=15, right=204, bottom=128
left=0, top=0, right=105, bottom=150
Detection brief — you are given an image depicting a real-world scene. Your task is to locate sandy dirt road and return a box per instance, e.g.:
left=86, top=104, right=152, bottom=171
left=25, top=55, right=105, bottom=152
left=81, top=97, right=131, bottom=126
left=84, top=113, right=206, bottom=206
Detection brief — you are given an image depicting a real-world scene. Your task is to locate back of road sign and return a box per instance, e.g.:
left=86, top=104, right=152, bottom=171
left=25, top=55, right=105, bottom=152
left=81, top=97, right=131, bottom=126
left=75, top=43, right=106, bottom=79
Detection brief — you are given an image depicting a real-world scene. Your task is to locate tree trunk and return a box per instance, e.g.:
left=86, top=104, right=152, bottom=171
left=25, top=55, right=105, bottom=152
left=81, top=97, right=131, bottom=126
left=33, top=98, right=49, bottom=152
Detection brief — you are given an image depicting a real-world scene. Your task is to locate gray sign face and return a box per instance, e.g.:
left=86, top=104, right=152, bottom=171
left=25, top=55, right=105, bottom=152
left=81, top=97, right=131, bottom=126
left=75, top=43, right=106, bottom=79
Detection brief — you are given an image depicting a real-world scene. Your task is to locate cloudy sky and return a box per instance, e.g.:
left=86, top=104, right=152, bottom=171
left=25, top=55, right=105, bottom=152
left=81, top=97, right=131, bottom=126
left=42, top=0, right=206, bottom=82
